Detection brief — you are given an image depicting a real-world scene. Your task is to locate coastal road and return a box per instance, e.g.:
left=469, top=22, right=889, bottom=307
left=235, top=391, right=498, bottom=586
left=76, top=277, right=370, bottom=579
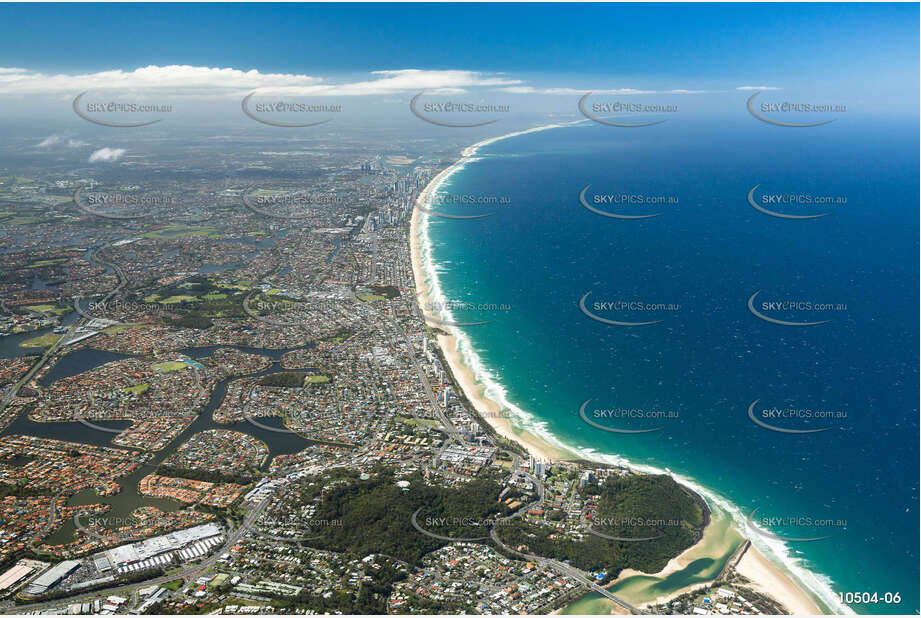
left=381, top=305, right=461, bottom=442
left=487, top=466, right=643, bottom=616
left=376, top=313, right=433, bottom=433
left=488, top=527, right=645, bottom=615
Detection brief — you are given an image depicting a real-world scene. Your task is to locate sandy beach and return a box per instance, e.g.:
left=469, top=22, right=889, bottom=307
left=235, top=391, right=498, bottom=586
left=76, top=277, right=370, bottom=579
left=409, top=122, right=578, bottom=464
left=736, top=543, right=823, bottom=615
left=407, top=123, right=827, bottom=615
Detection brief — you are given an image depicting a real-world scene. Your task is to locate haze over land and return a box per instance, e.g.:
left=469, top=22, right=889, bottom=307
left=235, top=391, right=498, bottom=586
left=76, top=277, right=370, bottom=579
left=0, top=3, right=917, bottom=616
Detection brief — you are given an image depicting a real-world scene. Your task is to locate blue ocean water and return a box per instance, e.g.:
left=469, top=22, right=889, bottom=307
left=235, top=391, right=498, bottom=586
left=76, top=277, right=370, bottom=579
left=422, top=117, right=919, bottom=614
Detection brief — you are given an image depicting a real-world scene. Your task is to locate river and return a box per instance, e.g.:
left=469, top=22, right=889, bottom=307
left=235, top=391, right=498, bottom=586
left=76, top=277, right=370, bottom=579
left=4, top=344, right=324, bottom=543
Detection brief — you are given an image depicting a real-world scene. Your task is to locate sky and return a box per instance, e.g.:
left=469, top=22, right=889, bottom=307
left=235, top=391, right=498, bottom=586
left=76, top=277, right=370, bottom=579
left=0, top=3, right=917, bottom=121
left=0, top=4, right=915, bottom=78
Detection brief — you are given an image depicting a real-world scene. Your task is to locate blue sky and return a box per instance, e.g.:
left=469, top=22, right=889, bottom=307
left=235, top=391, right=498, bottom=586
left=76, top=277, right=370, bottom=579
left=1, top=3, right=917, bottom=78
left=0, top=3, right=917, bottom=120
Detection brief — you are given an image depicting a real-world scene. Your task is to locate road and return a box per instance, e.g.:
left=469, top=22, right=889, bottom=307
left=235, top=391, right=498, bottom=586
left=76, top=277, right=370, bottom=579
left=382, top=306, right=461, bottom=443
left=28, top=492, right=64, bottom=558
left=3, top=445, right=378, bottom=615
left=4, top=491, right=277, bottom=614
left=0, top=245, right=128, bottom=416
left=488, top=527, right=644, bottom=615
left=1, top=236, right=624, bottom=614
left=485, top=461, right=643, bottom=614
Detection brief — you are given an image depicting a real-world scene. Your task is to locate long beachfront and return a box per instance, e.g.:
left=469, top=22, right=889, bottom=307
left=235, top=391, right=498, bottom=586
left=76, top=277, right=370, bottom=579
left=408, top=122, right=831, bottom=615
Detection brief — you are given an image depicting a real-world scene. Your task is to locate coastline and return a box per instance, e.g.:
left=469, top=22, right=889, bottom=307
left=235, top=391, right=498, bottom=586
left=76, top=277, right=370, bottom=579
left=407, top=123, right=830, bottom=616
left=735, top=543, right=824, bottom=616
left=409, top=122, right=579, bottom=465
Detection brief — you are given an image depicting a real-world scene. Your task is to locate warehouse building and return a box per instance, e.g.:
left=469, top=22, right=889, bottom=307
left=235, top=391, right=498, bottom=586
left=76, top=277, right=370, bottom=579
left=103, top=523, right=223, bottom=574
left=22, top=560, right=80, bottom=596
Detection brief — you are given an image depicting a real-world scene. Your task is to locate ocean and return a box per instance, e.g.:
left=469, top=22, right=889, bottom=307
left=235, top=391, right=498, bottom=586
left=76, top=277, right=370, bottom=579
left=418, top=116, right=919, bottom=614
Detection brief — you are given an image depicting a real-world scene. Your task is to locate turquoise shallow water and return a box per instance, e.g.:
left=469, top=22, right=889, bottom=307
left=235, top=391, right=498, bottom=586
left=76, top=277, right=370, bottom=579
left=421, top=118, right=919, bottom=614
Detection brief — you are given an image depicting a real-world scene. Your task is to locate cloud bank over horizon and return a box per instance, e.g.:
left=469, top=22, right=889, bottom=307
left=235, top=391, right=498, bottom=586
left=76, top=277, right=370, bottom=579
left=0, top=64, right=719, bottom=99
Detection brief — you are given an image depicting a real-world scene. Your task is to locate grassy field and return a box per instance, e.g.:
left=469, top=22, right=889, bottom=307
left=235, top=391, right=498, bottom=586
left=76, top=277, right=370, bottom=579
left=322, top=330, right=354, bottom=343
left=153, top=361, right=188, bottom=373
left=141, top=226, right=220, bottom=240
left=26, top=258, right=67, bottom=268
left=156, top=295, right=197, bottom=304
left=400, top=416, right=441, bottom=428
left=305, top=375, right=331, bottom=384
left=19, top=333, right=61, bottom=348
left=24, top=304, right=70, bottom=316
left=102, top=324, right=146, bottom=335
left=122, top=383, right=150, bottom=395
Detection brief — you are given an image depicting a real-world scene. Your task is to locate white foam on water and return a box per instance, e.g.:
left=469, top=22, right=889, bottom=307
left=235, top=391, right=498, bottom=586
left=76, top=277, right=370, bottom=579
left=414, top=120, right=853, bottom=615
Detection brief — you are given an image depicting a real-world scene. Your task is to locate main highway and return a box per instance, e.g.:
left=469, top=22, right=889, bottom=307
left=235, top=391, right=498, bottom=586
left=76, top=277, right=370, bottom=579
left=0, top=246, right=128, bottom=417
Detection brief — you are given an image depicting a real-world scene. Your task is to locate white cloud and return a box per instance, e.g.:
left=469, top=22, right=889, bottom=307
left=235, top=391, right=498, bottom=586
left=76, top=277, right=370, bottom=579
left=0, top=65, right=521, bottom=97
left=221, top=68, right=521, bottom=96
left=0, top=65, right=321, bottom=96
left=36, top=135, right=89, bottom=149
left=736, top=86, right=782, bottom=91
left=0, top=64, right=722, bottom=102
left=37, top=135, right=62, bottom=147
left=498, top=86, right=708, bottom=95
left=88, top=147, right=126, bottom=163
